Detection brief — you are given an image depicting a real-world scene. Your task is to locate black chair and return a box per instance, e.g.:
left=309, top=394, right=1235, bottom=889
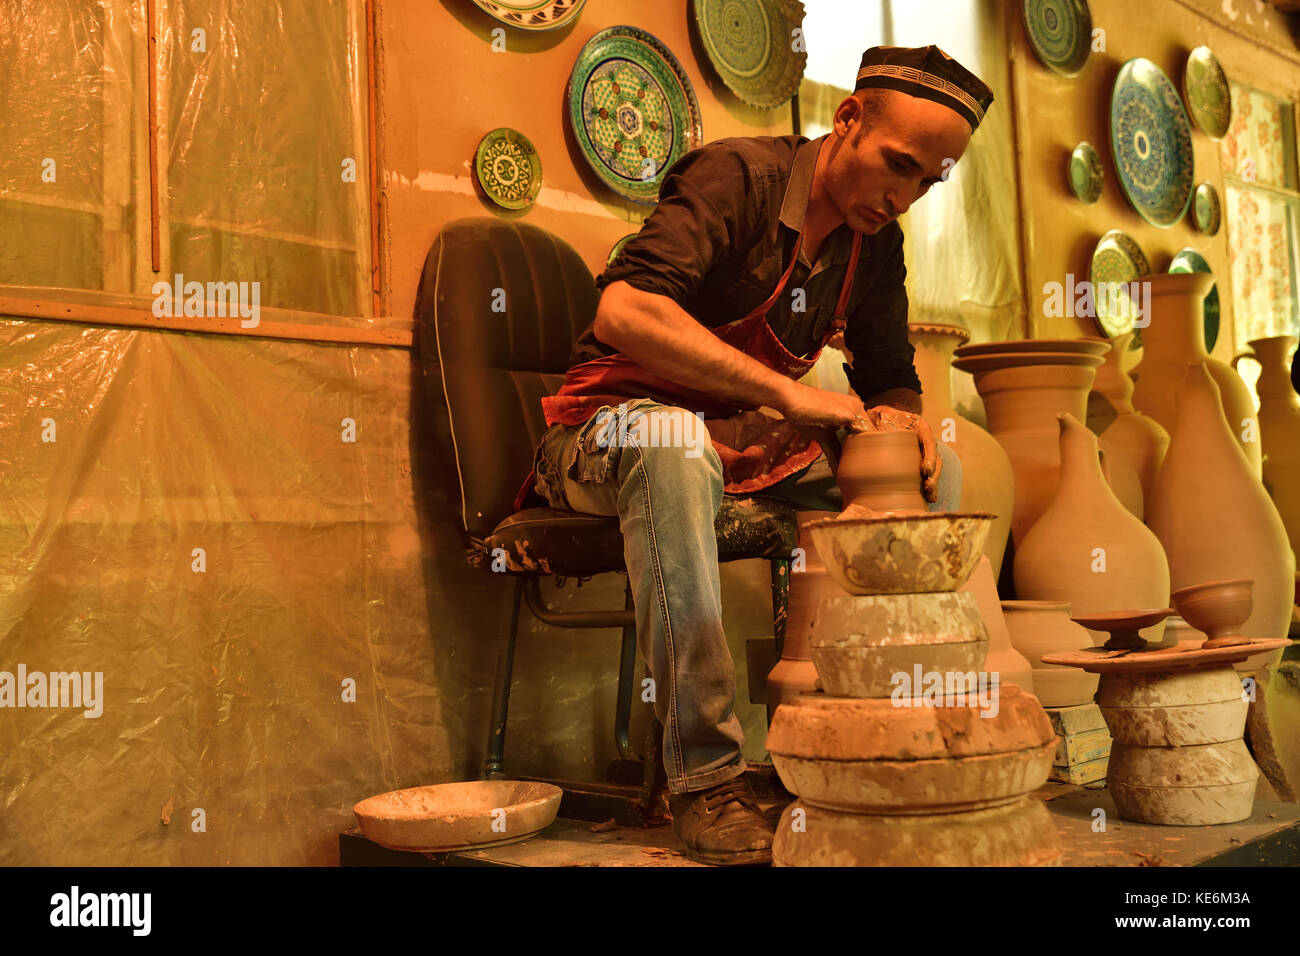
left=414, top=217, right=797, bottom=824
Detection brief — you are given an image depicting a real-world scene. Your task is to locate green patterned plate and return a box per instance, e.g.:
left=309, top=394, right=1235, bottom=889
left=692, top=0, right=807, bottom=109
left=474, top=128, right=542, bottom=210
left=606, top=233, right=637, bottom=266
left=1022, top=0, right=1092, bottom=77
left=567, top=26, right=703, bottom=204
left=1183, top=45, right=1231, bottom=141
left=470, top=0, right=586, bottom=31
left=1089, top=229, right=1151, bottom=338
left=1169, top=247, right=1220, bottom=351
left=1110, top=57, right=1195, bottom=228
left=1192, top=181, right=1221, bottom=235
left=1069, top=141, right=1103, bottom=203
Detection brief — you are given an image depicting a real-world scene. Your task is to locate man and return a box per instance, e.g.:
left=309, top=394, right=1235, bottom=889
left=525, top=46, right=994, bottom=865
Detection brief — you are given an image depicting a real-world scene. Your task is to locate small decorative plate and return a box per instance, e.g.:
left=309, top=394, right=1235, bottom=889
left=1068, top=141, right=1103, bottom=203
left=474, top=128, right=542, bottom=210
left=1110, top=57, right=1195, bottom=228
left=1089, top=229, right=1151, bottom=338
left=470, top=0, right=586, bottom=31
left=1169, top=247, right=1221, bottom=352
left=1021, top=0, right=1093, bottom=77
left=1183, top=45, right=1231, bottom=140
left=567, top=26, right=704, bottom=204
left=1192, top=181, right=1221, bottom=235
left=606, top=233, right=637, bottom=266
left=692, top=0, right=807, bottom=110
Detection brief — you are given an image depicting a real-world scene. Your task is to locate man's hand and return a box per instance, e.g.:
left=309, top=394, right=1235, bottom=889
left=862, top=405, right=942, bottom=503
left=776, top=381, right=867, bottom=430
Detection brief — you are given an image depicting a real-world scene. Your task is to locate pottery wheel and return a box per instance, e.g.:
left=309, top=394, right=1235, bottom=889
left=1040, top=638, right=1289, bottom=673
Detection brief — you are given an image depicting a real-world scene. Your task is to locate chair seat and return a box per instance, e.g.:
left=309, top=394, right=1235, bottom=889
left=484, top=496, right=799, bottom=577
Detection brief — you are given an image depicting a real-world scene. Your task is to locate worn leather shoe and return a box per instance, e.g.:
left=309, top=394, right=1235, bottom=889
left=668, top=775, right=773, bottom=866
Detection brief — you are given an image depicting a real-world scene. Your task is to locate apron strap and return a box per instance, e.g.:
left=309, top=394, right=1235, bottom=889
left=829, top=230, right=864, bottom=333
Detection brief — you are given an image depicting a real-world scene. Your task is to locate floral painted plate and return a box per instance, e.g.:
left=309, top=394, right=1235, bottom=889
left=692, top=0, right=807, bottom=109
left=1192, top=181, right=1221, bottom=235
left=1169, top=247, right=1221, bottom=352
left=567, top=26, right=703, bottom=204
left=1021, top=0, right=1092, bottom=77
left=474, top=128, right=542, bottom=210
left=470, top=0, right=586, bottom=31
left=1089, top=229, right=1151, bottom=339
left=606, top=232, right=637, bottom=266
left=1069, top=141, right=1103, bottom=203
left=1110, top=57, right=1195, bottom=228
left=1183, top=45, right=1231, bottom=140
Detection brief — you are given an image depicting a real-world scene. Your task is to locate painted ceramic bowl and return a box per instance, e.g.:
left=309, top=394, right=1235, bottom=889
left=805, top=512, right=994, bottom=594
left=354, top=780, right=561, bottom=852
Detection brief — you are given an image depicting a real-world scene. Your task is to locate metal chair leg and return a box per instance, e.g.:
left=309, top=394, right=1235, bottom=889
left=614, top=578, right=638, bottom=761
left=483, top=576, right=523, bottom=780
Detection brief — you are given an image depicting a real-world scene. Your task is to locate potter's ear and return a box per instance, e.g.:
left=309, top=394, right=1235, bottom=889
left=833, top=95, right=863, bottom=139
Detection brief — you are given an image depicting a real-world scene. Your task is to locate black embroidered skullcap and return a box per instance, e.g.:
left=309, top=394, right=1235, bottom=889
left=855, top=45, right=994, bottom=129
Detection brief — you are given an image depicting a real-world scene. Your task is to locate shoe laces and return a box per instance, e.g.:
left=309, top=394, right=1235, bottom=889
left=701, top=776, right=758, bottom=813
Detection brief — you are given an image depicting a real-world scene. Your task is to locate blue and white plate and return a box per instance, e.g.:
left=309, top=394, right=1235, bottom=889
left=1110, top=58, right=1195, bottom=228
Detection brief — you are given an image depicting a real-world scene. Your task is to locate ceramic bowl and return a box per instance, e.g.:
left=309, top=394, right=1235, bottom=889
left=1171, top=578, right=1253, bottom=641
left=805, top=512, right=994, bottom=594
left=353, top=780, right=561, bottom=852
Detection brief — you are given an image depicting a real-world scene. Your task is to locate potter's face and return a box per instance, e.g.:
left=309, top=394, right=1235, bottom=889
left=824, top=89, right=973, bottom=234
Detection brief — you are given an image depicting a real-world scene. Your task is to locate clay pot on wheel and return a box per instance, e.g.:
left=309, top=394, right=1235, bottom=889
left=836, top=430, right=926, bottom=513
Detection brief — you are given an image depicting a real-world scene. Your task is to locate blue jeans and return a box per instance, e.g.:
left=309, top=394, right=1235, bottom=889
left=531, top=400, right=962, bottom=794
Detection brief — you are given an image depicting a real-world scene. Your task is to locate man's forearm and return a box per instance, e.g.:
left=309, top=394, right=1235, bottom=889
left=864, top=386, right=922, bottom=415
left=594, top=281, right=798, bottom=410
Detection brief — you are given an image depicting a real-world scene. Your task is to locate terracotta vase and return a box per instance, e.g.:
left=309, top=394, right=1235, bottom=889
left=767, top=509, right=838, bottom=709
left=1147, top=363, right=1295, bottom=671
left=966, top=362, right=1143, bottom=547
left=959, top=555, right=1034, bottom=693
left=1014, top=414, right=1171, bottom=645
left=1238, top=336, right=1300, bottom=564
left=909, top=322, right=1016, bottom=573
left=1000, top=601, right=1099, bottom=708
left=836, top=430, right=926, bottom=512
left=1131, top=273, right=1261, bottom=476
left=1087, top=332, right=1169, bottom=505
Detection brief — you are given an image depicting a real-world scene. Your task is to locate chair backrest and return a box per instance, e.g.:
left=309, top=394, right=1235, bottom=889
left=415, top=217, right=599, bottom=540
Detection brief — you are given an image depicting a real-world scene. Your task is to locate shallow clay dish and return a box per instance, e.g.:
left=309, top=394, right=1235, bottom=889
left=805, top=512, right=994, bottom=595
left=1070, top=608, right=1174, bottom=650
left=353, top=780, right=562, bottom=852
left=953, top=337, right=1111, bottom=358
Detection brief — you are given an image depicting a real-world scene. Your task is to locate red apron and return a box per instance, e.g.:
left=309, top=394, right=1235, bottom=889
left=515, top=229, right=863, bottom=509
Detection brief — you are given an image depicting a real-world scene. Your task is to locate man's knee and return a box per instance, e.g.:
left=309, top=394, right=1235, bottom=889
left=620, top=404, right=721, bottom=476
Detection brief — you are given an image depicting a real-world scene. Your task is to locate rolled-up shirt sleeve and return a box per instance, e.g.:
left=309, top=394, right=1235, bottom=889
left=843, top=223, right=923, bottom=401
left=596, top=144, right=757, bottom=303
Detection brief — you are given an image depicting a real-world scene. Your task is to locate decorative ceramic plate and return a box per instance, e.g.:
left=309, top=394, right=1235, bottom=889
left=1110, top=58, right=1195, bottom=228
left=692, top=0, right=807, bottom=109
left=1089, top=229, right=1151, bottom=338
left=1021, top=0, right=1092, bottom=77
left=606, top=233, right=637, bottom=266
left=474, top=128, right=542, bottom=210
left=1183, top=45, right=1231, bottom=140
left=470, top=0, right=586, bottom=31
left=1069, top=141, right=1104, bottom=203
left=1192, top=181, right=1221, bottom=235
left=567, top=26, right=704, bottom=204
left=1169, top=247, right=1221, bottom=352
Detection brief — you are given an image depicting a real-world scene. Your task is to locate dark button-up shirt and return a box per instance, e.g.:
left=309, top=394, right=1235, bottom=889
left=573, top=133, right=922, bottom=401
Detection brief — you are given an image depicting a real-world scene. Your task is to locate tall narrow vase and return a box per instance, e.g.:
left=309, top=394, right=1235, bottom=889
left=1131, top=273, right=1261, bottom=476
left=1087, top=332, right=1169, bottom=505
left=909, top=323, right=1016, bottom=574
left=1147, top=363, right=1295, bottom=671
left=1014, top=414, right=1171, bottom=644
left=1240, top=336, right=1300, bottom=565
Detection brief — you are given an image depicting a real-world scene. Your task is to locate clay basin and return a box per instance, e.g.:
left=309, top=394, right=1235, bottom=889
left=953, top=337, right=1112, bottom=358
left=353, top=780, right=561, bottom=852
left=804, top=511, right=994, bottom=594
left=1171, top=579, right=1253, bottom=646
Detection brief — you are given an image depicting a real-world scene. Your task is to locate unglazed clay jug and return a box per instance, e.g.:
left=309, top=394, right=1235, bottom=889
left=959, top=555, right=1034, bottom=693
left=962, top=361, right=1143, bottom=546
left=1147, top=363, right=1295, bottom=670
left=1131, top=273, right=1261, bottom=476
left=1001, top=601, right=1098, bottom=707
left=836, top=430, right=927, bottom=512
left=1087, top=332, right=1169, bottom=505
left=909, top=322, right=1016, bottom=573
left=1237, top=336, right=1300, bottom=564
left=1014, top=414, right=1171, bottom=644
left=767, top=509, right=838, bottom=711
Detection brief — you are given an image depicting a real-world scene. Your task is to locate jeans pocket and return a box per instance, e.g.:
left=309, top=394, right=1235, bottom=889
left=569, top=405, right=622, bottom=484
left=533, top=430, right=571, bottom=511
